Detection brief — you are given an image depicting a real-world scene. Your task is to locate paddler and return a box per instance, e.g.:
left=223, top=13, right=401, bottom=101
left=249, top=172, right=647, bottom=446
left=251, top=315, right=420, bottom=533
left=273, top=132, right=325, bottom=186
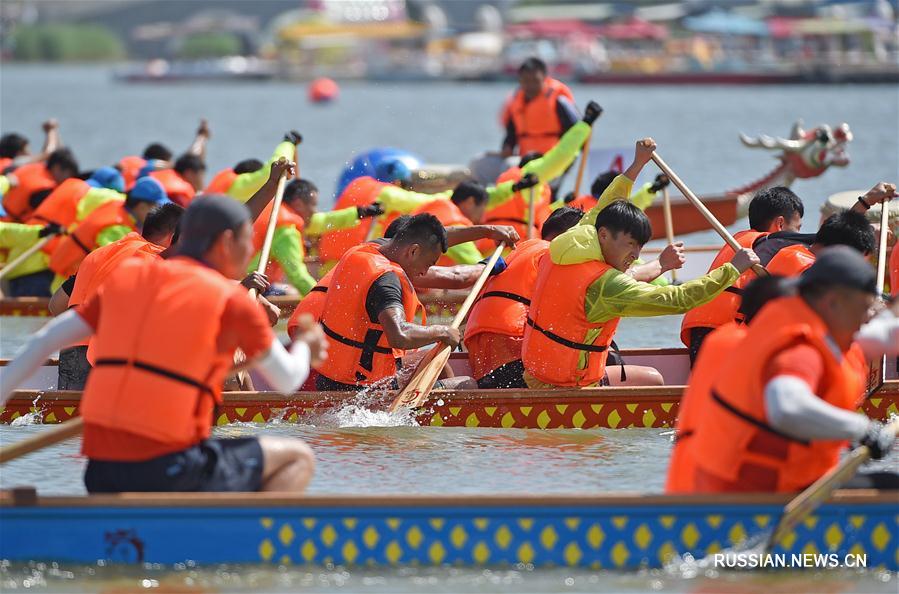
left=314, top=213, right=473, bottom=392
left=148, top=153, right=206, bottom=207
left=665, top=275, right=793, bottom=493
left=482, top=101, right=601, bottom=244
left=48, top=177, right=170, bottom=287
left=500, top=57, right=578, bottom=158
left=689, top=247, right=897, bottom=493
left=0, top=118, right=61, bottom=172
left=566, top=170, right=670, bottom=214
left=248, top=177, right=384, bottom=296
left=203, top=131, right=300, bottom=201
left=28, top=166, right=125, bottom=231
left=2, top=148, right=79, bottom=222
left=118, top=119, right=210, bottom=190
left=1, top=196, right=327, bottom=493
left=49, top=203, right=185, bottom=390
left=0, top=220, right=64, bottom=296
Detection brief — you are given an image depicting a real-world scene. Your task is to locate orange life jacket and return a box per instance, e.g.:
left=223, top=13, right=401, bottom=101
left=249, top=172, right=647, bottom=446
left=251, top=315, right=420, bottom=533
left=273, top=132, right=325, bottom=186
left=465, top=238, right=548, bottom=344
left=68, top=232, right=162, bottom=354
left=252, top=201, right=306, bottom=282
left=680, top=230, right=767, bottom=346
left=149, top=169, right=194, bottom=207
left=521, top=257, right=620, bottom=387
left=2, top=162, right=57, bottom=222
left=691, top=296, right=868, bottom=493
left=318, top=177, right=387, bottom=264
left=0, top=157, right=12, bottom=172
left=502, top=78, right=575, bottom=155
left=80, top=257, right=241, bottom=451
left=204, top=168, right=238, bottom=195
left=49, top=201, right=136, bottom=278
left=316, top=243, right=421, bottom=386
left=566, top=195, right=597, bottom=212
left=118, top=156, right=147, bottom=190
left=287, top=269, right=334, bottom=340
left=27, top=178, right=92, bottom=255
left=481, top=167, right=551, bottom=245
left=413, top=199, right=472, bottom=266
left=764, top=243, right=815, bottom=277
left=665, top=322, right=746, bottom=494
left=890, top=244, right=898, bottom=297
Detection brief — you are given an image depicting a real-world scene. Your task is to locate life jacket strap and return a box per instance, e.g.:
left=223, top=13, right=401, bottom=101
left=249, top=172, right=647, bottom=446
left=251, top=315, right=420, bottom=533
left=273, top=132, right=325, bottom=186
left=710, top=389, right=810, bottom=446
left=480, top=290, right=530, bottom=306
left=526, top=317, right=608, bottom=353
left=94, top=358, right=215, bottom=395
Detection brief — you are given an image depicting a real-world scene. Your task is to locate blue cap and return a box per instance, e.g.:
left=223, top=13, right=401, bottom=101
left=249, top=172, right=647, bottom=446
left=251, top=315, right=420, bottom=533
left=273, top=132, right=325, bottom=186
left=128, top=177, right=169, bottom=204
left=86, top=167, right=125, bottom=193
left=374, top=159, right=412, bottom=184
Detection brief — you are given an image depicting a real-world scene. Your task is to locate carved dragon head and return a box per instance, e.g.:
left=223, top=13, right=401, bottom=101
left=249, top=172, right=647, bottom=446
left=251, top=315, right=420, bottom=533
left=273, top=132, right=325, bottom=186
left=740, top=120, right=852, bottom=180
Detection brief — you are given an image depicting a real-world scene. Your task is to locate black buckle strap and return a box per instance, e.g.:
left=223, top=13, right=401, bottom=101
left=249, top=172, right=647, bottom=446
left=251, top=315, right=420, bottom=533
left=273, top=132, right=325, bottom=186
left=725, top=287, right=744, bottom=296
left=310, top=286, right=327, bottom=294
left=71, top=232, right=92, bottom=254
left=526, top=317, right=608, bottom=353
left=320, top=321, right=392, bottom=371
left=480, top=290, right=530, bottom=306
left=710, top=389, right=809, bottom=446
left=94, top=358, right=214, bottom=395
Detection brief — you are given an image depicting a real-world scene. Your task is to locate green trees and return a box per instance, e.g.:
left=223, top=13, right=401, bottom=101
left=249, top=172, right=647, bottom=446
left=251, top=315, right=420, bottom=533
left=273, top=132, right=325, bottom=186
left=11, top=24, right=126, bottom=61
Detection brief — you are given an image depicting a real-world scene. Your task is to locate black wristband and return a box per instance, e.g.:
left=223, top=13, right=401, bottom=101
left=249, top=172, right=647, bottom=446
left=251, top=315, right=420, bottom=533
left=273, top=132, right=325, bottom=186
left=857, top=196, right=871, bottom=210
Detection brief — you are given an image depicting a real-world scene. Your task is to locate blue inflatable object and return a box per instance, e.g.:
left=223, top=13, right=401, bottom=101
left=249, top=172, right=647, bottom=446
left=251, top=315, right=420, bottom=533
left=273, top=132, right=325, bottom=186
left=334, top=148, right=423, bottom=198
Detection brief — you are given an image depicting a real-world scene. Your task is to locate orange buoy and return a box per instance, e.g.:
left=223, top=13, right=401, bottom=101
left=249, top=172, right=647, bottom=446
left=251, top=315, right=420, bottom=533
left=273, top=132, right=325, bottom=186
left=309, top=78, right=339, bottom=103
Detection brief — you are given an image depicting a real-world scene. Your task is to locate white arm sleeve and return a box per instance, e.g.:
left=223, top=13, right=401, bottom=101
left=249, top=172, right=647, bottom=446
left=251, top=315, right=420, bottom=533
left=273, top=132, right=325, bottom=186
left=855, top=310, right=899, bottom=357
left=1, top=310, right=92, bottom=405
left=252, top=337, right=310, bottom=395
left=764, top=375, right=869, bottom=441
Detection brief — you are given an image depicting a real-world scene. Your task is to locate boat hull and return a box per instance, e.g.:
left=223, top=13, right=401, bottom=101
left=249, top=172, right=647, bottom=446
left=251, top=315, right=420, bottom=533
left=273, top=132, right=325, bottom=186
left=1, top=491, right=895, bottom=569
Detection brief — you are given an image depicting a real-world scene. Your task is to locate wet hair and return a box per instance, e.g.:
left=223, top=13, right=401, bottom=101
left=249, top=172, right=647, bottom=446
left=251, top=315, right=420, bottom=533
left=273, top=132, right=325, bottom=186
left=28, top=188, right=53, bottom=210
left=748, top=187, right=804, bottom=232
left=46, top=148, right=79, bottom=176
left=142, top=143, right=172, bottom=162
left=519, top=57, right=547, bottom=75
left=174, top=153, right=206, bottom=174
left=0, top=133, right=28, bottom=159
left=384, top=214, right=413, bottom=239
left=738, top=275, right=792, bottom=322
left=392, top=213, right=448, bottom=253
left=816, top=210, right=876, bottom=255
left=284, top=179, right=318, bottom=205
left=141, top=202, right=185, bottom=243
left=451, top=180, right=488, bottom=207
left=594, top=200, right=652, bottom=246
left=541, top=206, right=582, bottom=240
left=518, top=152, right=542, bottom=168
left=233, top=159, right=264, bottom=174
left=590, top=171, right=618, bottom=199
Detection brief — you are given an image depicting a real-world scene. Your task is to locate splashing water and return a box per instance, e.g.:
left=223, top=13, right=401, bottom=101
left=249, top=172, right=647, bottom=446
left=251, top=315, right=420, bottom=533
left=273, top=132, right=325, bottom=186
left=9, top=410, right=44, bottom=427
left=317, top=376, right=420, bottom=428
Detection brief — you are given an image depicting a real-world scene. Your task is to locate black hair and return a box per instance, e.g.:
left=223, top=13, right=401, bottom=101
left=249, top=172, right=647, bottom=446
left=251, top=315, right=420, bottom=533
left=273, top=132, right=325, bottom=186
left=174, top=153, right=206, bottom=174
left=77, top=169, right=95, bottom=181
left=541, top=206, right=582, bottom=240
left=747, top=186, right=804, bottom=232
left=46, top=148, right=79, bottom=175
left=590, top=170, right=618, bottom=199
left=392, top=213, right=448, bottom=253
left=816, top=210, right=876, bottom=255
left=593, top=200, right=652, bottom=246
left=141, top=202, right=185, bottom=243
left=738, top=275, right=792, bottom=322
left=142, top=143, right=172, bottom=162
left=384, top=214, right=413, bottom=239
left=0, top=133, right=28, bottom=159
left=451, top=181, right=488, bottom=207
left=518, top=57, right=547, bottom=75
left=284, top=179, right=318, bottom=204
left=233, top=159, right=264, bottom=174
left=518, top=152, right=543, bottom=168
left=28, top=188, right=53, bottom=210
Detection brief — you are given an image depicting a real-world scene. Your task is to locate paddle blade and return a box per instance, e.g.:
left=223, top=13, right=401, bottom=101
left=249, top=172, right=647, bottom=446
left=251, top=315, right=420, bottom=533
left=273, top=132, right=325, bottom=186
left=388, top=345, right=452, bottom=412
left=0, top=417, right=84, bottom=464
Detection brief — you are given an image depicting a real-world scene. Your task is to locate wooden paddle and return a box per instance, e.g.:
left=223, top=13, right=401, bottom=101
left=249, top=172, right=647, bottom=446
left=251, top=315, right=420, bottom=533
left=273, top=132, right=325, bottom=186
left=0, top=417, right=84, bottom=464
left=651, top=152, right=768, bottom=277
left=661, top=186, right=677, bottom=283
left=527, top=186, right=536, bottom=240
left=572, top=131, right=591, bottom=198
left=388, top=243, right=506, bottom=412
left=875, top=198, right=891, bottom=293
left=0, top=235, right=55, bottom=282
left=764, top=418, right=899, bottom=553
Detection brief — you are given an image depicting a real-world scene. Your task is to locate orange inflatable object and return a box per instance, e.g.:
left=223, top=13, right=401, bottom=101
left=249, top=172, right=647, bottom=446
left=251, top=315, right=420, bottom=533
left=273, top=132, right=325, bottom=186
left=309, top=78, right=339, bottom=103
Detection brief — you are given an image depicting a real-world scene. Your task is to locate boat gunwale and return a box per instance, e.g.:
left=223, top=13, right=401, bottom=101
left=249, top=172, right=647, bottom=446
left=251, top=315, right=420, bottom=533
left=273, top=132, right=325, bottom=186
left=0, top=489, right=890, bottom=509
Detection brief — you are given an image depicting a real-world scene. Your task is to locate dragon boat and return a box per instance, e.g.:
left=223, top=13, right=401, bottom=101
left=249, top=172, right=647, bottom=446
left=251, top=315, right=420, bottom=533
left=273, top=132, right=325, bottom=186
left=1, top=489, right=895, bottom=569
left=3, top=350, right=896, bottom=429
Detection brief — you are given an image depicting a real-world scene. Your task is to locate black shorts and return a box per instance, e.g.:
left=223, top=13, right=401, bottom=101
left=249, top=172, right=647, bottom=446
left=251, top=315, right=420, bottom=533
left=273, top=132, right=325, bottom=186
left=58, top=346, right=91, bottom=391
left=476, top=360, right=527, bottom=389
left=84, top=437, right=264, bottom=493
